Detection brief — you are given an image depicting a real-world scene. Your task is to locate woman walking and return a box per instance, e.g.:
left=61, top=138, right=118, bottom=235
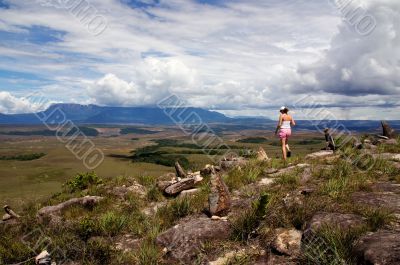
left=275, top=106, right=296, bottom=161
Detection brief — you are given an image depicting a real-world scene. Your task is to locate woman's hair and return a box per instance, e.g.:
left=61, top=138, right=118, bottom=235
left=282, top=107, right=289, bottom=114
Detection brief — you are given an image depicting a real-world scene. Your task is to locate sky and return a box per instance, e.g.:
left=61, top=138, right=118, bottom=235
left=0, top=0, right=399, bottom=119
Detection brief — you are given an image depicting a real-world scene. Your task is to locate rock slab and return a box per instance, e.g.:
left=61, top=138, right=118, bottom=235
left=354, top=230, right=400, bottom=265
left=156, top=216, right=231, bottom=263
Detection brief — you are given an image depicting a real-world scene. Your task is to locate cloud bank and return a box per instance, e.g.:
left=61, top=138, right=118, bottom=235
left=0, top=0, right=398, bottom=119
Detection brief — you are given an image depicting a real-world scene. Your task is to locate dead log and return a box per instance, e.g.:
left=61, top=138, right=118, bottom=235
left=174, top=162, right=186, bottom=178
left=4, top=205, right=20, bottom=219
left=37, top=196, right=103, bottom=222
left=165, top=178, right=195, bottom=195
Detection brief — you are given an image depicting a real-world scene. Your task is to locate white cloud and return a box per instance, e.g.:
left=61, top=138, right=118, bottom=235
left=0, top=0, right=398, bottom=119
left=0, top=91, right=50, bottom=114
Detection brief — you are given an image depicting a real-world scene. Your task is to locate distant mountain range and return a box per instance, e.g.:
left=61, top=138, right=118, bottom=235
left=0, top=104, right=236, bottom=125
left=0, top=104, right=398, bottom=133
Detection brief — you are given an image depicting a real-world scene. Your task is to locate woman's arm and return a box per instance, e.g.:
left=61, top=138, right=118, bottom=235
left=291, top=116, right=296, bottom=126
left=275, top=114, right=283, bottom=134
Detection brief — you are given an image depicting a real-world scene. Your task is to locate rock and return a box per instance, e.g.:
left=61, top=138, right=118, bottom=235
left=178, top=188, right=200, bottom=198
left=353, top=230, right=400, bottom=265
left=257, top=147, right=270, bottom=161
left=126, top=183, right=146, bottom=198
left=258, top=178, right=275, bottom=186
left=371, top=182, right=400, bottom=193
left=352, top=191, right=400, bottom=213
left=264, top=168, right=279, bottom=175
left=209, top=171, right=231, bottom=216
left=305, top=150, right=334, bottom=159
left=174, top=161, right=186, bottom=178
left=209, top=251, right=238, bottom=265
left=385, top=139, right=398, bottom=145
left=219, top=160, right=245, bottom=171
left=372, top=153, right=400, bottom=161
left=37, top=196, right=104, bottom=223
left=268, top=164, right=310, bottom=178
left=141, top=201, right=168, bottom=216
left=382, top=121, right=397, bottom=139
left=266, top=254, right=297, bottom=265
left=35, top=250, right=52, bottom=265
left=114, top=234, right=140, bottom=253
left=200, top=164, right=214, bottom=176
left=2, top=213, right=12, bottom=221
left=364, top=143, right=378, bottom=150
left=304, top=212, right=366, bottom=235
left=155, top=215, right=231, bottom=263
left=300, top=167, right=312, bottom=184
left=110, top=182, right=146, bottom=199
left=353, top=140, right=363, bottom=149
left=164, top=178, right=195, bottom=195
left=271, top=228, right=302, bottom=256
left=283, top=191, right=304, bottom=209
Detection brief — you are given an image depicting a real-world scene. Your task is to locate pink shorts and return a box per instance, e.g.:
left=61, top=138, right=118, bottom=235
left=279, top=128, right=292, bottom=140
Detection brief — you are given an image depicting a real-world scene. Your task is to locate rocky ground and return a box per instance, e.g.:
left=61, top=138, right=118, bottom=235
left=1, top=128, right=400, bottom=265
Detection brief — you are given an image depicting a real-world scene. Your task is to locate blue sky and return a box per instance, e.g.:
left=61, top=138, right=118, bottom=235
left=0, top=0, right=399, bottom=119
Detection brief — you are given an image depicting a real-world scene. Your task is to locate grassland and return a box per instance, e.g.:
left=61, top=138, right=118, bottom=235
left=0, top=125, right=326, bottom=210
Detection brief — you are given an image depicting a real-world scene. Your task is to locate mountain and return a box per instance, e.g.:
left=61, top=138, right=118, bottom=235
left=0, top=104, right=232, bottom=125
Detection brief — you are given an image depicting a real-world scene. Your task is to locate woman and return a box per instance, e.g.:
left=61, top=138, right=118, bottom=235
left=275, top=106, right=295, bottom=161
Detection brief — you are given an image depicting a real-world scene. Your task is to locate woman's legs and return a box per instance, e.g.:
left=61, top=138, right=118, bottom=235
left=281, top=138, right=287, bottom=161
left=286, top=140, right=291, bottom=157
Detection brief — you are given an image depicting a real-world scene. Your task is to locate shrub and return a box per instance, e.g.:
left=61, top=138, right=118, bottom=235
left=64, top=172, right=102, bottom=192
left=76, top=217, right=97, bottom=241
left=0, top=152, right=46, bottom=161
left=302, top=225, right=366, bottom=265
left=98, top=211, right=128, bottom=236
left=135, top=242, right=160, bottom=265
left=232, top=193, right=269, bottom=241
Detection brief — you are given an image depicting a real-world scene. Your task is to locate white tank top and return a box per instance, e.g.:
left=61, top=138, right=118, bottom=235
left=281, top=120, right=291, bottom=129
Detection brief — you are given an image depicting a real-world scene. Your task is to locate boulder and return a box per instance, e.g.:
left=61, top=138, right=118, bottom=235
left=209, top=171, right=231, bottom=216
left=304, top=212, right=366, bottom=235
left=271, top=228, right=302, bottom=256
left=305, top=150, right=334, bottom=159
left=352, top=191, right=400, bottom=213
left=371, top=182, right=400, bottom=193
left=164, top=178, right=195, bottom=195
left=353, top=230, right=400, bottom=265
left=382, top=121, right=397, bottom=139
left=156, top=215, right=231, bottom=263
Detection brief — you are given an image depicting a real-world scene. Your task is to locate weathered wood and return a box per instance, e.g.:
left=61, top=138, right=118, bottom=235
left=3, top=205, right=20, bottom=219
left=175, top=162, right=186, bottom=178
left=164, top=178, right=195, bottom=195
left=37, top=196, right=103, bottom=222
left=208, top=169, right=231, bottom=216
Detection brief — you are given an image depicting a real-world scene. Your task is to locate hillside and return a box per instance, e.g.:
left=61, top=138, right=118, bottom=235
left=1, top=127, right=400, bottom=264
